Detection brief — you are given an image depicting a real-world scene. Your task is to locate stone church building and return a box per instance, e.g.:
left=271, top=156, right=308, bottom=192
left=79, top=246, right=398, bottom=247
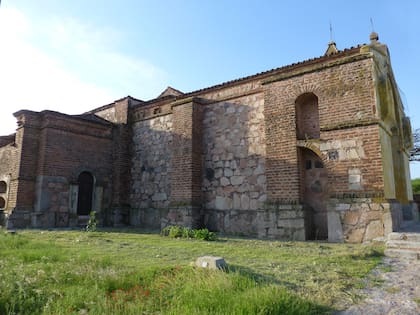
left=0, top=34, right=417, bottom=242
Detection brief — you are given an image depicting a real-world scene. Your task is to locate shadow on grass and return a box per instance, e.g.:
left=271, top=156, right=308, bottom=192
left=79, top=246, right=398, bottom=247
left=227, top=264, right=291, bottom=286
left=226, top=264, right=335, bottom=314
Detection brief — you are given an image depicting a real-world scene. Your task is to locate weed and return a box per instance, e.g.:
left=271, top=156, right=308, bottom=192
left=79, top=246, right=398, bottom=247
left=86, top=211, right=98, bottom=232
left=161, top=225, right=217, bottom=241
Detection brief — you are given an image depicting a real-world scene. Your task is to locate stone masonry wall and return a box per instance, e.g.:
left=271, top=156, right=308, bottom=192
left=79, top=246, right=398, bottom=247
left=0, top=139, right=19, bottom=225
left=328, top=194, right=394, bottom=242
left=33, top=176, right=70, bottom=227
left=130, top=114, right=173, bottom=227
left=202, top=93, right=266, bottom=235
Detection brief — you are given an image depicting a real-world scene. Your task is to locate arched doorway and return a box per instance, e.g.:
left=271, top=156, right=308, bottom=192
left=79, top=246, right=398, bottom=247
left=77, top=172, right=94, bottom=215
left=299, top=148, right=328, bottom=240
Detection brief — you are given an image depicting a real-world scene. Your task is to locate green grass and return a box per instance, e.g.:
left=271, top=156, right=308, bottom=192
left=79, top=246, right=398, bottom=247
left=0, top=228, right=384, bottom=315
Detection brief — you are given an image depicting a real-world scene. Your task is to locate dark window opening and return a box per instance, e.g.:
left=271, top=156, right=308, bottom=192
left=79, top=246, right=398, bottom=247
left=77, top=172, right=94, bottom=216
left=0, top=197, right=5, bottom=209
left=314, top=161, right=324, bottom=168
left=0, top=181, right=6, bottom=193
left=305, top=160, right=312, bottom=170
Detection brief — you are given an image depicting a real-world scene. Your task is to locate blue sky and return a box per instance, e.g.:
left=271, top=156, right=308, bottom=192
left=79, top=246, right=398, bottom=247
left=1, top=1, right=420, bottom=176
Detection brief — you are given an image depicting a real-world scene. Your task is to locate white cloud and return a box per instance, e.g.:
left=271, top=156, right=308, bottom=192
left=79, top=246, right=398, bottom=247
left=0, top=7, right=167, bottom=136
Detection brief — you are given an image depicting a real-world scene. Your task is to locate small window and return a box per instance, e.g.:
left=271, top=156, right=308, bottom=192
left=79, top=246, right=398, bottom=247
left=0, top=181, right=6, bottom=193
left=0, top=197, right=5, bottom=209
left=328, top=151, right=338, bottom=161
left=153, top=108, right=161, bottom=115
left=314, top=161, right=324, bottom=169
left=305, top=160, right=312, bottom=170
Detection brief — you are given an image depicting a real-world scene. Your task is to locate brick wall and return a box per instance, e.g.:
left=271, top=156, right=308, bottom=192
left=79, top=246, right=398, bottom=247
left=6, top=110, right=117, bottom=227
left=90, top=96, right=142, bottom=124
left=264, top=85, right=300, bottom=201
left=321, top=125, right=383, bottom=193
left=13, top=112, right=42, bottom=212
left=36, top=115, right=113, bottom=180
left=171, top=99, right=204, bottom=204
left=264, top=57, right=379, bottom=202
left=111, top=125, right=130, bottom=207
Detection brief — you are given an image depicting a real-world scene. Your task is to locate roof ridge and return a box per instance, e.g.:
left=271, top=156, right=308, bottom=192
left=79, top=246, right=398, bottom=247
left=180, top=45, right=364, bottom=98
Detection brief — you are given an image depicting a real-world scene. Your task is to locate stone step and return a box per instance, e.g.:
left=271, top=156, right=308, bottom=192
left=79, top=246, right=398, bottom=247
left=384, top=248, right=420, bottom=260
left=388, top=232, right=420, bottom=242
left=386, top=240, right=420, bottom=251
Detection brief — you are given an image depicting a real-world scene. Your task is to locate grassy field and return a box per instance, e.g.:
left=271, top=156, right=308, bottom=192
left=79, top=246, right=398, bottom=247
left=0, top=228, right=384, bottom=315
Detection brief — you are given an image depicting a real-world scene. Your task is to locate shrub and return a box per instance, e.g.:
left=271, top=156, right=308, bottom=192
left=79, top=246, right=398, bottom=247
left=85, top=211, right=97, bottom=232
left=168, top=225, right=183, bottom=238
left=182, top=227, right=195, bottom=238
left=161, top=226, right=217, bottom=241
left=193, top=228, right=217, bottom=241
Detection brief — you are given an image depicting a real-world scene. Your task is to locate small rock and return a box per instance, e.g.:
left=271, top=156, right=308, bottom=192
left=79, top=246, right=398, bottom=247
left=195, top=256, right=227, bottom=270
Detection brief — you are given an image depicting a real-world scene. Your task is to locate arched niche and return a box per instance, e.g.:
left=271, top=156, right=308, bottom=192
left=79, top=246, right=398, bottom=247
left=295, top=93, right=320, bottom=140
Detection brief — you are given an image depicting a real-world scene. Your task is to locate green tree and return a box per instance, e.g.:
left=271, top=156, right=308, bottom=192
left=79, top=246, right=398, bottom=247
left=412, top=178, right=420, bottom=194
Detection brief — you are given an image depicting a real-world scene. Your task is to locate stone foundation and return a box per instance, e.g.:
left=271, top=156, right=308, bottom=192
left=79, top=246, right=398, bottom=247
left=204, top=202, right=306, bottom=240
left=327, top=194, right=409, bottom=243
left=129, top=205, right=203, bottom=230
left=162, top=205, right=203, bottom=229
left=129, top=208, right=161, bottom=229
left=4, top=208, right=32, bottom=228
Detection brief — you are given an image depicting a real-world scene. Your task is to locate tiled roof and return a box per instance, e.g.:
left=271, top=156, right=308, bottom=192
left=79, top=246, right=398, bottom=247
left=139, top=45, right=365, bottom=106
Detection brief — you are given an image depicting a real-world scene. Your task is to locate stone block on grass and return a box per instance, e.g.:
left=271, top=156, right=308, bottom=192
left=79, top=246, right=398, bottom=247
left=195, top=256, right=227, bottom=270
